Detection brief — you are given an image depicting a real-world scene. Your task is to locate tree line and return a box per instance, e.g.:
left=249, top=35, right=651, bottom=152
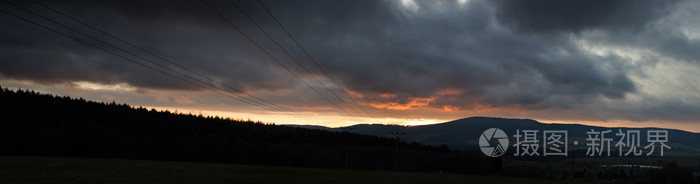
left=0, top=86, right=499, bottom=174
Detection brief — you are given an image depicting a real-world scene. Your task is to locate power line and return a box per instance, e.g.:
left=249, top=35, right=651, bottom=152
left=1, top=0, right=313, bottom=120
left=27, top=0, right=308, bottom=119
left=255, top=0, right=376, bottom=120
left=0, top=7, right=246, bottom=108
left=201, top=0, right=355, bottom=117
left=228, top=0, right=363, bottom=117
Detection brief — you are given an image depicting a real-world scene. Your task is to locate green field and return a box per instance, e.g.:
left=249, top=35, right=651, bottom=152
left=0, top=155, right=572, bottom=184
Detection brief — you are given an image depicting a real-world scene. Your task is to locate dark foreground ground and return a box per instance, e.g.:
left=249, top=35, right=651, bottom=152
left=0, top=155, right=573, bottom=184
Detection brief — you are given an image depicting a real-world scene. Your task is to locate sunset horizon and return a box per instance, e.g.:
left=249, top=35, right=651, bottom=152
left=3, top=80, right=699, bottom=133
left=3, top=0, right=700, bottom=183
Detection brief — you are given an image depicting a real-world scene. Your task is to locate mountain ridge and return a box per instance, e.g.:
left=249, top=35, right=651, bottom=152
left=287, top=117, right=700, bottom=154
left=291, top=116, right=698, bottom=134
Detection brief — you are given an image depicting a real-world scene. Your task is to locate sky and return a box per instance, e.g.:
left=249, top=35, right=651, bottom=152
left=1, top=0, right=700, bottom=132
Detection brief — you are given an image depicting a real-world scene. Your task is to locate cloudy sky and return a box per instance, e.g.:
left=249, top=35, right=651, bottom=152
left=2, top=0, right=700, bottom=131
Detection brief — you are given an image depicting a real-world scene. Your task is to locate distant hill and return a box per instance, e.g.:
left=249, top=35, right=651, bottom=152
left=291, top=117, right=700, bottom=156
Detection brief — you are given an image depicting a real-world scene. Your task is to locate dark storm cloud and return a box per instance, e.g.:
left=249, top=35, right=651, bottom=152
left=491, top=0, right=679, bottom=34
left=263, top=0, right=638, bottom=108
left=1, top=0, right=697, bottom=123
left=0, top=0, right=637, bottom=104
left=0, top=0, right=297, bottom=91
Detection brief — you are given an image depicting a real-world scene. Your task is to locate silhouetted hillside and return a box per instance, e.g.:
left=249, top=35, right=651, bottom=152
left=304, top=117, right=700, bottom=155
left=292, top=118, right=700, bottom=182
left=0, top=87, right=497, bottom=173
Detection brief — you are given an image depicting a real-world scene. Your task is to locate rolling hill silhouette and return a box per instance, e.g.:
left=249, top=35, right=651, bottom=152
left=295, top=117, right=700, bottom=156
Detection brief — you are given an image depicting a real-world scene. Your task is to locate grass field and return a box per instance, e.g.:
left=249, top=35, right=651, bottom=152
left=0, top=155, right=573, bottom=184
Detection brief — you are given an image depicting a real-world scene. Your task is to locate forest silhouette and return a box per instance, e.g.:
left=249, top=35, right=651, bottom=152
left=0, top=86, right=499, bottom=174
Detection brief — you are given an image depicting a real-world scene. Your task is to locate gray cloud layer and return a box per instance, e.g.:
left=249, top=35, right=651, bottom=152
left=491, top=0, right=678, bottom=34
left=1, top=0, right=698, bottom=123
